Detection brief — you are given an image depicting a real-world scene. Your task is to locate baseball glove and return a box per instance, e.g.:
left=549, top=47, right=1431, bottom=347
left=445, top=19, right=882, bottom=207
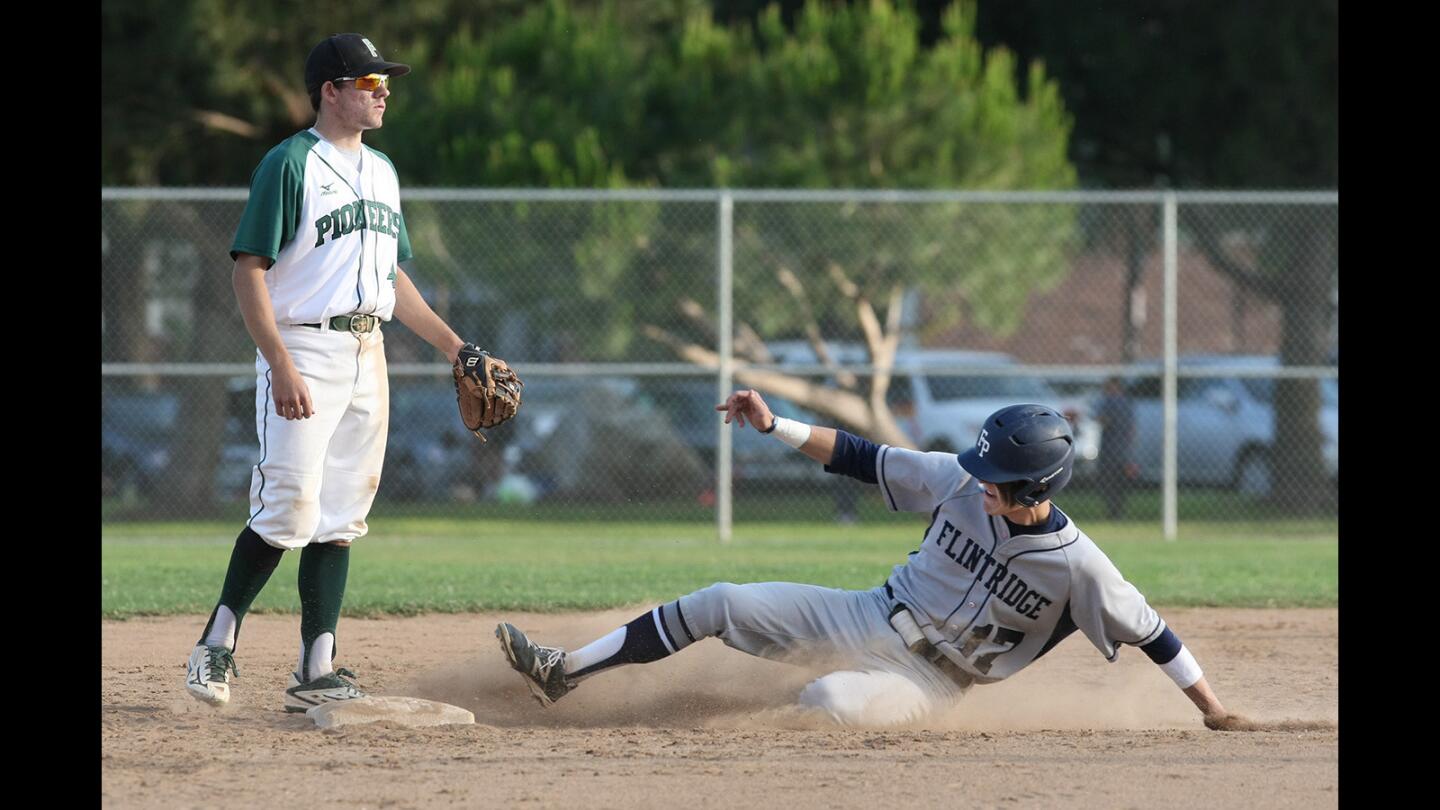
left=452, top=343, right=523, bottom=441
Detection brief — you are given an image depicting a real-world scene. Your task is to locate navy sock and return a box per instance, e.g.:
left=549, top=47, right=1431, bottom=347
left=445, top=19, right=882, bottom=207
left=569, top=602, right=693, bottom=678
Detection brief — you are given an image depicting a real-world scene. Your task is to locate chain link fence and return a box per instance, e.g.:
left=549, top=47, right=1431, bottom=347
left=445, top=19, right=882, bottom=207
left=101, top=190, right=1337, bottom=537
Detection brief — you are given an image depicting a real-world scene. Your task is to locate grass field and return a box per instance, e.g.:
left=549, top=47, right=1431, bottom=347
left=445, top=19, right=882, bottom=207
left=102, top=512, right=1338, bottom=617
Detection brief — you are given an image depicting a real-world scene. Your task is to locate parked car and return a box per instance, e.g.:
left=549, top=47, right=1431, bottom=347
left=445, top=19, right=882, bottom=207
left=637, top=379, right=828, bottom=486
left=885, top=350, right=1101, bottom=476
left=103, top=384, right=257, bottom=502
left=102, top=393, right=182, bottom=498
left=513, top=378, right=708, bottom=501
left=750, top=341, right=1100, bottom=479
left=221, top=378, right=512, bottom=504
left=214, top=380, right=261, bottom=501
left=1117, top=354, right=1338, bottom=497
left=381, top=381, right=490, bottom=501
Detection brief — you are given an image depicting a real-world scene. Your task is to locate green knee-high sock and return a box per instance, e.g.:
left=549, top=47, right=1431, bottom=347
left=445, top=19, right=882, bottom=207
left=298, top=542, right=351, bottom=680
left=199, top=527, right=285, bottom=650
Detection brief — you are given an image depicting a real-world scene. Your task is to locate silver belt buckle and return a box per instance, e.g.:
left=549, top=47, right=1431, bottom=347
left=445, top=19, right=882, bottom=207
left=348, top=314, right=370, bottom=334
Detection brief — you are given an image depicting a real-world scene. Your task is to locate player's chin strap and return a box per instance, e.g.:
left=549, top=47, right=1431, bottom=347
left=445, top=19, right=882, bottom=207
left=888, top=604, right=977, bottom=689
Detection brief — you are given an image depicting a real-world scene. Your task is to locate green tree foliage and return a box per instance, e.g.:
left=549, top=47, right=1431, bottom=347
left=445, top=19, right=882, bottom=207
left=103, top=0, right=1079, bottom=445
left=971, top=0, right=1335, bottom=188
left=972, top=0, right=1337, bottom=509
left=377, top=1, right=1076, bottom=363
left=101, top=0, right=524, bottom=185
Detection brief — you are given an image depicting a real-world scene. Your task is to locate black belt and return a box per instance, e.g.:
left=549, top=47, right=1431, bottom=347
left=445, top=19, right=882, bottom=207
left=883, top=582, right=976, bottom=690
left=299, top=314, right=380, bottom=334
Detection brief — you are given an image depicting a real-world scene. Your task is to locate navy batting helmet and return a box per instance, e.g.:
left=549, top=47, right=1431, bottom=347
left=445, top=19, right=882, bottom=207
left=956, top=404, right=1075, bottom=507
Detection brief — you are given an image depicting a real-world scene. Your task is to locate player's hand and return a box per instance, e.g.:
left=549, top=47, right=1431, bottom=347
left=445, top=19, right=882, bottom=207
left=1203, top=711, right=1258, bottom=732
left=716, top=388, right=776, bottom=432
left=271, top=364, right=316, bottom=420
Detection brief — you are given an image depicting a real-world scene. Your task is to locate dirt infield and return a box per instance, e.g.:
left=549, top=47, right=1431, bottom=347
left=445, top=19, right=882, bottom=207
left=102, top=608, right=1337, bottom=808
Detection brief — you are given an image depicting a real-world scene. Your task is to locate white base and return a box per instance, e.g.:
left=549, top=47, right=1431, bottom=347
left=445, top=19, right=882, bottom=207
left=306, top=696, right=475, bottom=728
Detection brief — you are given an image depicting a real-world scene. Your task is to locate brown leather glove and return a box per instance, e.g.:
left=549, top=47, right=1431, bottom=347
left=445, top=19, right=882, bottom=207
left=452, top=343, right=523, bottom=441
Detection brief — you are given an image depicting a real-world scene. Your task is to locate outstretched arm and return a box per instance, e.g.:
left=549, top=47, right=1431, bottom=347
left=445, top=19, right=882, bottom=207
left=1140, top=626, right=1253, bottom=731
left=1184, top=676, right=1253, bottom=730
left=716, top=388, right=836, bottom=464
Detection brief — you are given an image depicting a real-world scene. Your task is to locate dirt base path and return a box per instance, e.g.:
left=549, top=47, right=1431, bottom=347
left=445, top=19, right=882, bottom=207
left=103, top=608, right=1337, bottom=809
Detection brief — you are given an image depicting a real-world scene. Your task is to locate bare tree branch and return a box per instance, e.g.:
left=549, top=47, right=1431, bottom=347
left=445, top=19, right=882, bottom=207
left=677, top=297, right=714, bottom=342
left=734, top=322, right=773, bottom=364
left=827, top=262, right=859, bottom=298
left=675, top=296, right=771, bottom=364
left=777, top=266, right=857, bottom=389
left=645, top=265, right=923, bottom=451
left=260, top=73, right=314, bottom=129
left=642, top=324, right=914, bottom=447
left=867, top=285, right=905, bottom=419
left=191, top=109, right=262, bottom=139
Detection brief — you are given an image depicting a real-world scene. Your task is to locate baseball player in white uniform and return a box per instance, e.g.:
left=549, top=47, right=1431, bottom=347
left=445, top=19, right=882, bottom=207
left=497, top=389, right=1249, bottom=729
left=185, top=33, right=476, bottom=713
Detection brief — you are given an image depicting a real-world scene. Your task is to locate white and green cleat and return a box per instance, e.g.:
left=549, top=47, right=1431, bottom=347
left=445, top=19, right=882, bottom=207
left=284, top=668, right=367, bottom=713
left=185, top=644, right=238, bottom=706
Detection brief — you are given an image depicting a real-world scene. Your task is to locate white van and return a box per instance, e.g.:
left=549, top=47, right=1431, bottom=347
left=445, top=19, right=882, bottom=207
left=884, top=350, right=1101, bottom=479
left=761, top=342, right=1100, bottom=479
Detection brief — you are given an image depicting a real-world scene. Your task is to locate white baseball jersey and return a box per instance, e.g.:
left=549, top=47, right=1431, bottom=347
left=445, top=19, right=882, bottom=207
left=878, top=447, right=1165, bottom=684
left=229, top=128, right=405, bottom=549
left=230, top=128, right=411, bottom=325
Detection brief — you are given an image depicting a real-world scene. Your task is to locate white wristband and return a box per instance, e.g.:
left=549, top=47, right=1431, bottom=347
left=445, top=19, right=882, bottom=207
left=1158, top=645, right=1204, bottom=689
left=767, top=416, right=812, bottom=449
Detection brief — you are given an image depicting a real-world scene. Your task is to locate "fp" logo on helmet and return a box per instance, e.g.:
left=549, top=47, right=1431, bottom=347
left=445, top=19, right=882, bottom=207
left=977, top=429, right=991, bottom=457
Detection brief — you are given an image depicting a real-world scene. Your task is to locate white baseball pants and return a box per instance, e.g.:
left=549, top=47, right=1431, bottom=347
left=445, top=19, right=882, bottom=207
left=677, top=583, right=969, bottom=725
left=246, top=324, right=389, bottom=550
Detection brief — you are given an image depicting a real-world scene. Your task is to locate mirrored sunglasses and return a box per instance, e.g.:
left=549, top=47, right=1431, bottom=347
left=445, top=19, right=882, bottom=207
left=335, top=73, right=390, bottom=92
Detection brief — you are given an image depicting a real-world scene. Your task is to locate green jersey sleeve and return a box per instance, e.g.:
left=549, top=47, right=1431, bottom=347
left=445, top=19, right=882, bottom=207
left=396, top=209, right=413, bottom=263
left=230, top=134, right=312, bottom=263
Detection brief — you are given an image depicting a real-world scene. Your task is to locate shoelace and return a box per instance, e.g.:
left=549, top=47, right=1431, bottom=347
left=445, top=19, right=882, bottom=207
left=207, top=647, right=238, bottom=682
left=535, top=646, right=564, bottom=677
left=333, top=667, right=360, bottom=687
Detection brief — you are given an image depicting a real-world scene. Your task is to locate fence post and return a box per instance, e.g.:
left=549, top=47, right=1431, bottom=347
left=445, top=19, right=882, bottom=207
left=1162, top=192, right=1179, bottom=541
left=717, top=192, right=734, bottom=544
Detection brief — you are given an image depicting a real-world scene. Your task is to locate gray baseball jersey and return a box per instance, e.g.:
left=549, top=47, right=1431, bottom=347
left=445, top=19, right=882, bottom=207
left=878, top=447, right=1165, bottom=684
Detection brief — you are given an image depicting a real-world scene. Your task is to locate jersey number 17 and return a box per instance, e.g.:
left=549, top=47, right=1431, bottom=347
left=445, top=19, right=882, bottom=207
left=959, top=624, right=1026, bottom=674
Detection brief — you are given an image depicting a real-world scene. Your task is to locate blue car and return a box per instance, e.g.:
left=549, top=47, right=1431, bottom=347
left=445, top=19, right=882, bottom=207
left=102, top=393, right=182, bottom=498
left=102, top=386, right=257, bottom=502
left=1114, top=355, right=1337, bottom=497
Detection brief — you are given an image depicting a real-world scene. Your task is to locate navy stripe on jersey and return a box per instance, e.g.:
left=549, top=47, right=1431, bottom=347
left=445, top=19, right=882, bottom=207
left=1097, top=615, right=1167, bottom=662
left=921, top=504, right=943, bottom=547
left=889, top=504, right=945, bottom=586
left=825, top=429, right=880, bottom=484
left=944, top=524, right=1002, bottom=630
left=1116, top=615, right=1167, bottom=649
left=878, top=447, right=898, bottom=510
left=1140, top=626, right=1183, bottom=665
left=1031, top=602, right=1080, bottom=663
left=246, top=369, right=273, bottom=527
left=943, top=534, right=1078, bottom=631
